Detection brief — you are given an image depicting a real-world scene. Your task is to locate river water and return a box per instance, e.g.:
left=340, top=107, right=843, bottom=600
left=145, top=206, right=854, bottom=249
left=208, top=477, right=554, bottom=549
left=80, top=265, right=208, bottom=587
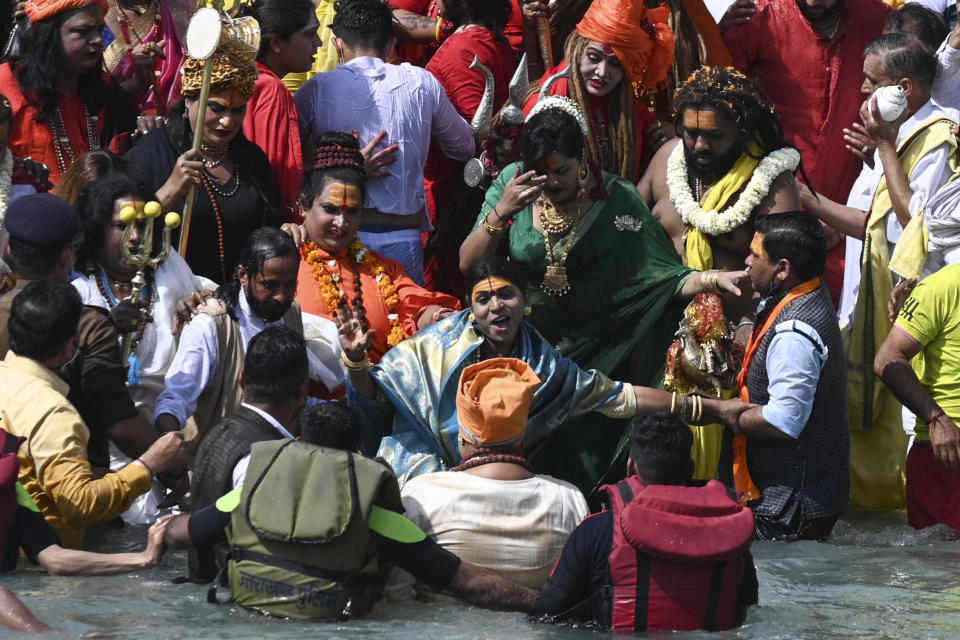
left=6, top=509, right=960, bottom=639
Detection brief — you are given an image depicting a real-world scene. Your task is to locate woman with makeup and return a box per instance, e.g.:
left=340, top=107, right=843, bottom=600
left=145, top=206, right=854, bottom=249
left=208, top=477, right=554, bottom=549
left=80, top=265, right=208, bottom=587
left=124, top=38, right=282, bottom=284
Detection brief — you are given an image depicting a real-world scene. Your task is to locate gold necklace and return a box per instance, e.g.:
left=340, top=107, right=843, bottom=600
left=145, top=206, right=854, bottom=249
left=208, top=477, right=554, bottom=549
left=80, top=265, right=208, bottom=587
left=536, top=190, right=583, bottom=236
left=540, top=199, right=584, bottom=296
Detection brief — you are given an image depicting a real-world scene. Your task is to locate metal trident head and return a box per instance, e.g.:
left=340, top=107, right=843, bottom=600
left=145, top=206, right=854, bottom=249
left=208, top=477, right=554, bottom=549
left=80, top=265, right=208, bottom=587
left=119, top=201, right=181, bottom=303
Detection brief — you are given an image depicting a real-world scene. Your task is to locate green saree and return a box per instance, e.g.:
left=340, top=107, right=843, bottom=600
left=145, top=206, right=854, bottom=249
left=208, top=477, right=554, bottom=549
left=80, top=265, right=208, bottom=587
left=474, top=164, right=693, bottom=495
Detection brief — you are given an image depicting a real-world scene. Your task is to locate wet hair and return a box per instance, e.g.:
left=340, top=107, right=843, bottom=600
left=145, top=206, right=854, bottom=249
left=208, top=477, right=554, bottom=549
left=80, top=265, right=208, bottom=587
left=441, top=0, right=511, bottom=40
left=300, top=401, right=363, bottom=451
left=6, top=237, right=67, bottom=276
left=14, top=7, right=113, bottom=123
left=8, top=279, right=82, bottom=360
left=463, top=255, right=528, bottom=302
left=864, top=32, right=937, bottom=92
left=75, top=172, right=158, bottom=274
left=331, top=0, right=393, bottom=53
left=242, top=325, right=309, bottom=404
left=673, top=65, right=791, bottom=160
left=754, top=212, right=826, bottom=282
left=884, top=4, right=947, bottom=51
left=239, top=0, right=316, bottom=61
left=298, top=130, right=366, bottom=210
left=216, top=226, right=299, bottom=319
left=521, top=107, right=586, bottom=172
left=52, top=150, right=128, bottom=205
left=627, top=412, right=693, bottom=486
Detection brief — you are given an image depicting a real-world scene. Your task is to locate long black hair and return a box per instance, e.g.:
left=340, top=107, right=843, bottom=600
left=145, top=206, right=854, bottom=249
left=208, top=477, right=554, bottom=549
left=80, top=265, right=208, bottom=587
left=216, top=226, right=299, bottom=319
left=521, top=108, right=586, bottom=172
left=75, top=172, right=159, bottom=274
left=15, top=7, right=136, bottom=134
left=441, top=0, right=512, bottom=40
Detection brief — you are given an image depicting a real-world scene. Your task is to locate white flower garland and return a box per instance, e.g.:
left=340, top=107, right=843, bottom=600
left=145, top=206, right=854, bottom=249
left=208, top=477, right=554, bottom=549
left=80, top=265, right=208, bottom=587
left=666, top=143, right=800, bottom=236
left=0, top=149, right=12, bottom=228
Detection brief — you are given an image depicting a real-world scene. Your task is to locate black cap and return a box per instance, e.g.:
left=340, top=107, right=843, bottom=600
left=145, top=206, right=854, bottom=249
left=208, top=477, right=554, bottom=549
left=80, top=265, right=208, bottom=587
left=3, top=193, right=80, bottom=247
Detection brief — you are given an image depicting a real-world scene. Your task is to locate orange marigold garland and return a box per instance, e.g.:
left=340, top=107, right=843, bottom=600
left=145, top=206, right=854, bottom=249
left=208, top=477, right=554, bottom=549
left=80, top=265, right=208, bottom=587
left=303, top=239, right=405, bottom=348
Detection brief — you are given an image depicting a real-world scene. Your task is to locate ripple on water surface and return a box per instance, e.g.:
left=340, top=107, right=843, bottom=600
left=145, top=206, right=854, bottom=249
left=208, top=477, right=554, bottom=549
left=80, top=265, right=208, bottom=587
left=9, top=510, right=960, bottom=639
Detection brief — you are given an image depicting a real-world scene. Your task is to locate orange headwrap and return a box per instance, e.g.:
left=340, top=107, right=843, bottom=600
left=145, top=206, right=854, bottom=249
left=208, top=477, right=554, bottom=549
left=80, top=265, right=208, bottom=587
left=576, top=0, right=675, bottom=93
left=25, top=0, right=107, bottom=24
left=457, top=358, right=542, bottom=447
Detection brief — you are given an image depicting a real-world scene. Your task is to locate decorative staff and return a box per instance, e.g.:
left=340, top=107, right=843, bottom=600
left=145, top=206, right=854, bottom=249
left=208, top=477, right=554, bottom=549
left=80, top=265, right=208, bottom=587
left=177, top=7, right=222, bottom=256
left=118, top=200, right=181, bottom=385
left=463, top=53, right=530, bottom=189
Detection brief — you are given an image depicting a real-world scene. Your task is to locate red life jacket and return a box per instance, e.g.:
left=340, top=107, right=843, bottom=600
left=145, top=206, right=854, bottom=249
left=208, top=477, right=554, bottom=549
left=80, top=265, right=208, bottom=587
left=0, top=428, right=24, bottom=555
left=602, top=476, right=755, bottom=632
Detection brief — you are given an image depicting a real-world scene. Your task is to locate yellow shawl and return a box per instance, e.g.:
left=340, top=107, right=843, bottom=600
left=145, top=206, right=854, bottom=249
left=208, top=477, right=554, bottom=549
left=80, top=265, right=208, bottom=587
left=684, top=146, right=762, bottom=270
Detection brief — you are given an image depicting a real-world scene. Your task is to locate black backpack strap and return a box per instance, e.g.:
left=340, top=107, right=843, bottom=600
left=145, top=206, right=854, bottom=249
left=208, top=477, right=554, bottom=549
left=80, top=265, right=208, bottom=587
left=633, top=550, right=650, bottom=632
left=206, top=562, right=232, bottom=605
left=704, top=561, right=727, bottom=632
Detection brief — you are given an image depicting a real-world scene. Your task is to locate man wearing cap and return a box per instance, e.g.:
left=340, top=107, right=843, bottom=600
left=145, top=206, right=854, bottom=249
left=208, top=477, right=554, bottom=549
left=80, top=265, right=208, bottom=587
left=395, top=358, right=588, bottom=592
left=0, top=280, right=186, bottom=547
left=0, top=0, right=142, bottom=183
left=0, top=194, right=173, bottom=509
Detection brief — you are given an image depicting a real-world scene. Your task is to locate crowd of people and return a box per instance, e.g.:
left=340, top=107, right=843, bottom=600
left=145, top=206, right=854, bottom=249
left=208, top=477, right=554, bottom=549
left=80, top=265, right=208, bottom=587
left=1, top=0, right=960, bottom=633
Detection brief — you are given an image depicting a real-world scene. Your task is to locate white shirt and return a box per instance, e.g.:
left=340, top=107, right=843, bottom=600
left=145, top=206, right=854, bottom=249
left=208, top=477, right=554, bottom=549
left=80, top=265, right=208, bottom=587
left=395, top=471, right=588, bottom=591
left=294, top=56, right=474, bottom=227
left=153, top=291, right=289, bottom=429
left=838, top=100, right=956, bottom=328
left=230, top=403, right=294, bottom=489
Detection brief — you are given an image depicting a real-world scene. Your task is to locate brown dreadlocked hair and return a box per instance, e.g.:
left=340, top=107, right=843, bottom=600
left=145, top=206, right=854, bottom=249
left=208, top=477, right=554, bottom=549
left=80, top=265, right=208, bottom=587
left=672, top=65, right=789, bottom=159
left=526, top=31, right=638, bottom=180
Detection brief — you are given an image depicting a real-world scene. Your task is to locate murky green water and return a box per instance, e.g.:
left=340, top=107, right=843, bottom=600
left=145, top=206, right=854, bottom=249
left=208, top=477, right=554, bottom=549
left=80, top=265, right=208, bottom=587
left=6, top=510, right=960, bottom=639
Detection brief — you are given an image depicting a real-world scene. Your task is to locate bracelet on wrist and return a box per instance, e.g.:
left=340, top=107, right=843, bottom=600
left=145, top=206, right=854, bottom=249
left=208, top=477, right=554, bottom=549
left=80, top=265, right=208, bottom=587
left=481, top=213, right=508, bottom=236
left=929, top=409, right=946, bottom=426
left=341, top=349, right=370, bottom=372
left=134, top=458, right=154, bottom=477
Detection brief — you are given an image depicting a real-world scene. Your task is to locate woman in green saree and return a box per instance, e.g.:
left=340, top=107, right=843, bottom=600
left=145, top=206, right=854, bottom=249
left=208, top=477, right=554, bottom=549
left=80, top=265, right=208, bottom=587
left=459, top=97, right=746, bottom=494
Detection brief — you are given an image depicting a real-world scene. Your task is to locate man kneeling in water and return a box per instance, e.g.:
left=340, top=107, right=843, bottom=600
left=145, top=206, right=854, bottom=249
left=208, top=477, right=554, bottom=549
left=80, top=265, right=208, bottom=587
left=163, top=402, right=537, bottom=617
left=530, top=412, right=759, bottom=632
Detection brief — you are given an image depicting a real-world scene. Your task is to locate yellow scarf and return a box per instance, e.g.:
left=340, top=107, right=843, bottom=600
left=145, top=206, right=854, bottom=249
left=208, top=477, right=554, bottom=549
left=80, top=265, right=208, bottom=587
left=684, top=144, right=763, bottom=270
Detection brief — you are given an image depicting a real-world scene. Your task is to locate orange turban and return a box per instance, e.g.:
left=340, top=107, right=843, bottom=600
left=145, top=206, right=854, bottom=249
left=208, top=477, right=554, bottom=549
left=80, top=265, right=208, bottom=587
left=576, top=0, right=675, bottom=93
left=457, top=358, right=542, bottom=448
left=25, top=0, right=107, bottom=24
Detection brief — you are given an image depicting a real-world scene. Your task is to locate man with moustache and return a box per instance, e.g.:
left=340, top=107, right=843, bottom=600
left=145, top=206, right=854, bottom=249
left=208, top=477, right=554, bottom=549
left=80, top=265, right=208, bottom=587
left=639, top=66, right=802, bottom=334
left=719, top=0, right=890, bottom=307
left=153, top=228, right=304, bottom=446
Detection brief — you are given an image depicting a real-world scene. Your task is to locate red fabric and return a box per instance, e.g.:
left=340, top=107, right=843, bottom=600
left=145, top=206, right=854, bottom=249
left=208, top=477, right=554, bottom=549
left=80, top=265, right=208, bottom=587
left=0, top=429, right=24, bottom=556
left=906, top=441, right=960, bottom=531
left=723, top=0, right=890, bottom=307
left=244, top=62, right=304, bottom=223
left=295, top=247, right=460, bottom=365
left=390, top=0, right=524, bottom=66
left=523, top=60, right=656, bottom=182
left=422, top=27, right=515, bottom=296
left=0, top=63, right=112, bottom=185
left=602, top=476, right=753, bottom=632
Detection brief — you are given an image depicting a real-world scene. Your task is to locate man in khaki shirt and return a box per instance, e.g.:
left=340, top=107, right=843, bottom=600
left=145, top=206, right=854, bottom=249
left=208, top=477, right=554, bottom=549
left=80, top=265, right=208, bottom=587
left=0, top=280, right=186, bottom=547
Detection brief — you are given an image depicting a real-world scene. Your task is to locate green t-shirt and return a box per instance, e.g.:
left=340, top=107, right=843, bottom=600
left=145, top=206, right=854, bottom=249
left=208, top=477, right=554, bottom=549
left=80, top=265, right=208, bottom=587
left=894, top=263, right=960, bottom=440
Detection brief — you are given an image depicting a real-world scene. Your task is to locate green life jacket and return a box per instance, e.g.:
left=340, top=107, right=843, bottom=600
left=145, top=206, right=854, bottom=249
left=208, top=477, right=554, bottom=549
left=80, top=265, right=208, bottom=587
left=224, top=439, right=404, bottom=620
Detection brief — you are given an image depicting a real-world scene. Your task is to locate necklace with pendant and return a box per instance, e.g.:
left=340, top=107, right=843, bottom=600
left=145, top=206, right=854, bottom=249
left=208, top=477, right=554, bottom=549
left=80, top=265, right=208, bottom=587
left=540, top=198, right=584, bottom=296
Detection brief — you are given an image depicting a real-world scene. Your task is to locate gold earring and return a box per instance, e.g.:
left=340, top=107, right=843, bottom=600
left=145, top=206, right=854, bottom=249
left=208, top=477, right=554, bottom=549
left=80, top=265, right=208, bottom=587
left=523, top=306, right=532, bottom=316
left=468, top=312, right=476, bottom=322
left=297, top=203, right=307, bottom=220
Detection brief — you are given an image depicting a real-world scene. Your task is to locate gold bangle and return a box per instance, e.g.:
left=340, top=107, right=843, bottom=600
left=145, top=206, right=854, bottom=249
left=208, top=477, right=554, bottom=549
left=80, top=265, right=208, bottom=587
left=481, top=214, right=508, bottom=236
left=701, top=269, right=722, bottom=295
left=341, top=350, right=369, bottom=372
left=670, top=391, right=677, bottom=415
left=435, top=17, right=442, bottom=43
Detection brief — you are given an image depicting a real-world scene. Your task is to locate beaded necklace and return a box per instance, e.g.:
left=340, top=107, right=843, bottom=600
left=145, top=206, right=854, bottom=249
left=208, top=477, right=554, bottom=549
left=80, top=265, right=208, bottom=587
left=452, top=452, right=534, bottom=473
left=303, top=240, right=404, bottom=348
left=95, top=266, right=153, bottom=385
left=198, top=173, right=229, bottom=283
left=51, top=105, right=100, bottom=175
left=203, top=167, right=239, bottom=198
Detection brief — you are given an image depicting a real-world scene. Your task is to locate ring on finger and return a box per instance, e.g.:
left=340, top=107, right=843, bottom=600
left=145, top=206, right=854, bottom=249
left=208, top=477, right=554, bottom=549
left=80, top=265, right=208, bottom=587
left=862, top=145, right=869, bottom=154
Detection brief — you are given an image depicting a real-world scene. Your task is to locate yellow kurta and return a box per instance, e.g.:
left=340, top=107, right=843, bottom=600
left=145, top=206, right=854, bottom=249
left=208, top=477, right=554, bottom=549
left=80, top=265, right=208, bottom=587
left=0, top=351, right=150, bottom=547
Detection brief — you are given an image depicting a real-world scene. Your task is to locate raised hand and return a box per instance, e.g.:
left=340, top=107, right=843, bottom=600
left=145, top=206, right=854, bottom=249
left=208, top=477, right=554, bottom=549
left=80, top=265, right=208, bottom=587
left=497, top=165, right=546, bottom=219
left=358, top=130, right=399, bottom=179
left=718, top=270, right=749, bottom=297
left=336, top=297, right=374, bottom=362
left=719, top=0, right=756, bottom=33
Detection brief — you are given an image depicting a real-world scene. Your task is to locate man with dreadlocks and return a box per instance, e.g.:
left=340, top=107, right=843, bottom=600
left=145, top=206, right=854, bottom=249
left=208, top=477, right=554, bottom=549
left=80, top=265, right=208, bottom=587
left=639, top=65, right=802, bottom=331
left=638, top=66, right=802, bottom=480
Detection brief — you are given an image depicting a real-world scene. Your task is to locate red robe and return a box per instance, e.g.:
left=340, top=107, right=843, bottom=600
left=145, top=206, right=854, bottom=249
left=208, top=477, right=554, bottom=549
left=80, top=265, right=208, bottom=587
left=0, top=63, right=123, bottom=185
left=243, top=62, right=304, bottom=223
left=724, top=0, right=890, bottom=305
left=524, top=60, right=657, bottom=183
